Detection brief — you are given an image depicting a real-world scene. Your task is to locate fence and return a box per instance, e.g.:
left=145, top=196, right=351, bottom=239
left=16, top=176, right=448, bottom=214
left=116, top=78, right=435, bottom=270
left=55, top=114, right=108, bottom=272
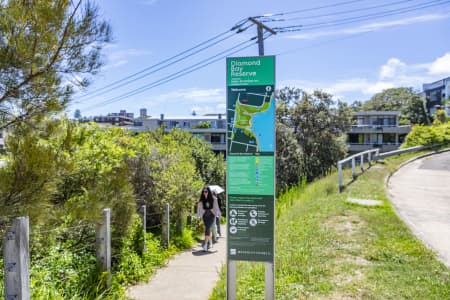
left=2, top=204, right=170, bottom=299
left=337, top=148, right=379, bottom=192
left=337, top=144, right=443, bottom=192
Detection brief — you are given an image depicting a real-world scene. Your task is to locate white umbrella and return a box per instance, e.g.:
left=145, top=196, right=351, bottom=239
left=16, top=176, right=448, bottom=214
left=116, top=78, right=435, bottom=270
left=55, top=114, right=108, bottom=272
left=208, top=185, right=224, bottom=194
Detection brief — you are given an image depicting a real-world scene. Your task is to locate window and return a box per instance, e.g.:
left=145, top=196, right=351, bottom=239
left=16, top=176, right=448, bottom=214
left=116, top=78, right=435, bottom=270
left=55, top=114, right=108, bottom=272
left=211, top=134, right=221, bottom=143
left=218, top=120, right=226, bottom=129
left=383, top=133, right=396, bottom=144
left=347, top=133, right=359, bottom=143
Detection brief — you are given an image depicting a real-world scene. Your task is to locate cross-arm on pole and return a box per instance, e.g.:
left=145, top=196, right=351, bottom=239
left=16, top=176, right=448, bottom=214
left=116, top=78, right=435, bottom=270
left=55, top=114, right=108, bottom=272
left=248, top=17, right=277, bottom=56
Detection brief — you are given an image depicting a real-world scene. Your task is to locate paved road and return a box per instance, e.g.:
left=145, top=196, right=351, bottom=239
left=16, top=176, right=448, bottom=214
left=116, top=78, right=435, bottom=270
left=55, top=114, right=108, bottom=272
left=387, top=151, right=450, bottom=267
left=126, top=226, right=226, bottom=300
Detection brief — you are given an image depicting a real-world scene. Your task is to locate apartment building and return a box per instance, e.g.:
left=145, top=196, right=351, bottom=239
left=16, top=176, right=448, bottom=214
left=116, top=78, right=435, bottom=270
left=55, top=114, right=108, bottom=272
left=347, top=111, right=410, bottom=153
left=422, top=76, right=450, bottom=116
left=137, top=114, right=227, bottom=154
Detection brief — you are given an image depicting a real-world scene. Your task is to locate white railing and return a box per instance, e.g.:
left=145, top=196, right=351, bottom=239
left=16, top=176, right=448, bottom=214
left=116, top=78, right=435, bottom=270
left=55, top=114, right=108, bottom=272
left=374, top=145, right=431, bottom=160
left=338, top=144, right=444, bottom=192
left=337, top=148, right=379, bottom=192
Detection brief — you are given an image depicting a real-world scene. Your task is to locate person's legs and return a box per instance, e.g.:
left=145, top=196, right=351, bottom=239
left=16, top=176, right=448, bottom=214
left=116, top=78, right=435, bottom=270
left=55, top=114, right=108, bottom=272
left=216, top=217, right=221, bottom=236
left=202, top=210, right=215, bottom=251
left=211, top=223, right=217, bottom=244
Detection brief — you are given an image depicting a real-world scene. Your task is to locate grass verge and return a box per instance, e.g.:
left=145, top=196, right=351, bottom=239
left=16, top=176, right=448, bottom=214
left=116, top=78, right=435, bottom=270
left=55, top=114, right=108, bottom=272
left=210, top=151, right=450, bottom=299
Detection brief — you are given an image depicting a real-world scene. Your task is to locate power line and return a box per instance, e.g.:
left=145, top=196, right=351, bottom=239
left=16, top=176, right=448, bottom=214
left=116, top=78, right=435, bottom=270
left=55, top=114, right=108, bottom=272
left=78, top=0, right=449, bottom=112
left=255, top=0, right=371, bottom=18
left=77, top=31, right=240, bottom=100
left=81, top=36, right=260, bottom=112
left=274, top=0, right=450, bottom=32
left=263, top=0, right=417, bottom=22
left=77, top=19, right=252, bottom=100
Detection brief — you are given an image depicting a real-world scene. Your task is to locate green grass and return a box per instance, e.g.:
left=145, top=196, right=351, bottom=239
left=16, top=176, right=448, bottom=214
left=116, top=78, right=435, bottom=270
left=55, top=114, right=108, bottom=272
left=210, top=151, right=450, bottom=299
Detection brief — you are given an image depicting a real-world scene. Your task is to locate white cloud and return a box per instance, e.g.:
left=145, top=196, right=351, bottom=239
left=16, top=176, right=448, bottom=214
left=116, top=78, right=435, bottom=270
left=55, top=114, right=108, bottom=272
left=104, top=48, right=152, bottom=70
left=351, top=14, right=449, bottom=33
left=216, top=103, right=226, bottom=111
left=154, top=88, right=225, bottom=105
left=429, top=52, right=450, bottom=75
left=102, top=60, right=128, bottom=71
left=140, top=0, right=158, bottom=5
left=379, top=58, right=407, bottom=80
left=281, top=53, right=450, bottom=101
left=328, top=78, right=370, bottom=94
left=286, top=13, right=450, bottom=40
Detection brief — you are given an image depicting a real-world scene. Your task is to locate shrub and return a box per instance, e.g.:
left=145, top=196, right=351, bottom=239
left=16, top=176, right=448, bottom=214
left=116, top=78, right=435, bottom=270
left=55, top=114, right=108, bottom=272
left=402, top=122, right=450, bottom=147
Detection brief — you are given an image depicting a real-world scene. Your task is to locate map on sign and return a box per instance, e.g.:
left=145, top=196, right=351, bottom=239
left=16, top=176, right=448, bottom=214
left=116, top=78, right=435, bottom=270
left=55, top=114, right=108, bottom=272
left=227, top=85, right=275, bottom=154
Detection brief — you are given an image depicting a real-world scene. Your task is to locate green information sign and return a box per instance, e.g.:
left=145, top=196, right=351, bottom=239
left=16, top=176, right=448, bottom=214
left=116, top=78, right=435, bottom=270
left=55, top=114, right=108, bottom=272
left=226, top=56, right=275, bottom=263
left=227, top=56, right=275, bottom=86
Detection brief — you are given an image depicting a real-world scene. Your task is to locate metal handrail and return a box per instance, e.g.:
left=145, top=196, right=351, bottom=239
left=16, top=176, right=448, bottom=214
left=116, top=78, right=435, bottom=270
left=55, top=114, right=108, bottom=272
left=337, top=148, right=379, bottom=192
left=338, top=144, right=443, bottom=192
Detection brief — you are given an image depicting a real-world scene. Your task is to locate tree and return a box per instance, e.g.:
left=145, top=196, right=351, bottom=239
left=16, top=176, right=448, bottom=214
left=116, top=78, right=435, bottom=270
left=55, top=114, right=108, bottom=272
left=275, top=122, right=303, bottom=192
left=0, top=0, right=111, bottom=129
left=350, top=100, right=363, bottom=112
left=433, top=109, right=448, bottom=125
left=363, top=87, right=428, bottom=124
left=276, top=87, right=352, bottom=183
left=74, top=109, right=82, bottom=119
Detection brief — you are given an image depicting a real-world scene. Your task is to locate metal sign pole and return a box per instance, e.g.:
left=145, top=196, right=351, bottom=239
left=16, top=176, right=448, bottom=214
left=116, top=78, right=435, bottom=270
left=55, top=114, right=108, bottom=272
left=265, top=262, right=274, bottom=300
left=227, top=260, right=237, bottom=300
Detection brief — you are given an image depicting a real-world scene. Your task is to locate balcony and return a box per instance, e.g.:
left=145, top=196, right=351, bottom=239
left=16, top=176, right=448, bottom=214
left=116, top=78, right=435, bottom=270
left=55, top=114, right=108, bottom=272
left=348, top=143, right=401, bottom=153
left=350, top=125, right=410, bottom=134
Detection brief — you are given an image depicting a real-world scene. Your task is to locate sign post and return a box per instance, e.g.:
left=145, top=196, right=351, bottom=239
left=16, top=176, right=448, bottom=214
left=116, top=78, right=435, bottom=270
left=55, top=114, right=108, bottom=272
left=226, top=56, right=275, bottom=299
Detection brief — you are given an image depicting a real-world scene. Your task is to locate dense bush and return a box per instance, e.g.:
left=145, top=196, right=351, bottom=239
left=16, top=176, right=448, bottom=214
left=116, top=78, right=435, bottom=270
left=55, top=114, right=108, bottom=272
left=0, top=119, right=224, bottom=298
left=402, top=122, right=450, bottom=147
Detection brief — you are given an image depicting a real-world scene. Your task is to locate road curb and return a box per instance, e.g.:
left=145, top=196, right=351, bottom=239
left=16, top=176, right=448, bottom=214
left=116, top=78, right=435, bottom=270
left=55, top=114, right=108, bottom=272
left=385, top=148, right=450, bottom=267
left=384, top=147, right=450, bottom=187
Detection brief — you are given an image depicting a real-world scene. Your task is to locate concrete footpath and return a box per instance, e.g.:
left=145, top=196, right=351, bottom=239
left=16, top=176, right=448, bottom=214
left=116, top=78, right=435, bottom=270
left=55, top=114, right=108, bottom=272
left=387, top=151, right=450, bottom=267
left=126, top=226, right=227, bottom=300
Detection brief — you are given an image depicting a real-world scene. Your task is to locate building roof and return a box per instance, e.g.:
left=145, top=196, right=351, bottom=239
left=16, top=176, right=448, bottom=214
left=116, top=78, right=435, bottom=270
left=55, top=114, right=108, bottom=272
left=423, top=76, right=450, bottom=90
left=149, top=114, right=226, bottom=121
left=354, top=111, right=401, bottom=116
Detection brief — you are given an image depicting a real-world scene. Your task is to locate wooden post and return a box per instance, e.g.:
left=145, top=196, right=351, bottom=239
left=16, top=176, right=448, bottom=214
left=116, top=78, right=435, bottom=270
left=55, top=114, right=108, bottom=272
left=338, top=162, right=343, bottom=192
left=176, top=210, right=184, bottom=235
left=162, top=203, right=170, bottom=248
left=140, top=205, right=147, bottom=252
left=351, top=157, right=356, bottom=179
left=96, top=208, right=111, bottom=288
left=3, top=216, right=30, bottom=300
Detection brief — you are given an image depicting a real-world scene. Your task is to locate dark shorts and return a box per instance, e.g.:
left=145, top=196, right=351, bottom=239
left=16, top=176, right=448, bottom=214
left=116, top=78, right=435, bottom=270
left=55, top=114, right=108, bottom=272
left=203, top=210, right=215, bottom=235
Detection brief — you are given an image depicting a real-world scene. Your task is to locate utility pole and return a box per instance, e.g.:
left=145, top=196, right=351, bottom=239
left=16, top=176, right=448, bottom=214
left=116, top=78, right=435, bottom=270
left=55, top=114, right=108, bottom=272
left=248, top=17, right=277, bottom=56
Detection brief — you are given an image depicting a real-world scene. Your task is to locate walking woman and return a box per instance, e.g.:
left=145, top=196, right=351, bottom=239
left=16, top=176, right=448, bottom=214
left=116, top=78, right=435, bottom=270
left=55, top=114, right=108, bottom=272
left=197, top=186, right=220, bottom=251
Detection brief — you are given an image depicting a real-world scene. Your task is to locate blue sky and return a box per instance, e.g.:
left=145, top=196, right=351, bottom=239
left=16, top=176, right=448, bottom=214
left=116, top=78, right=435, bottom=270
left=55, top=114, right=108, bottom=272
left=72, top=0, right=450, bottom=118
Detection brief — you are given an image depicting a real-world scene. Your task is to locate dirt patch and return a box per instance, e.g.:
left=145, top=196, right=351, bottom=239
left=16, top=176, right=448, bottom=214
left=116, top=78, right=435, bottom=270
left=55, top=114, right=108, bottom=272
left=336, top=254, right=371, bottom=266
left=321, top=294, right=359, bottom=300
left=335, top=270, right=364, bottom=286
left=370, top=164, right=384, bottom=169
left=325, top=215, right=366, bottom=237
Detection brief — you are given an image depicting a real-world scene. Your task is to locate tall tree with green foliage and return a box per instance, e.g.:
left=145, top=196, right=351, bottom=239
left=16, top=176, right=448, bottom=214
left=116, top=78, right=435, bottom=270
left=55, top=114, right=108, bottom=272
left=276, top=87, right=352, bottom=183
left=168, top=128, right=225, bottom=187
left=362, top=87, right=429, bottom=124
left=0, top=0, right=111, bottom=129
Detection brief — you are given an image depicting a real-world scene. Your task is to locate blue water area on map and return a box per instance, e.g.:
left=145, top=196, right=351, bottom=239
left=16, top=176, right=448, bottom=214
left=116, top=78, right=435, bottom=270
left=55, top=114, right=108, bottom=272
left=251, top=98, right=275, bottom=152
